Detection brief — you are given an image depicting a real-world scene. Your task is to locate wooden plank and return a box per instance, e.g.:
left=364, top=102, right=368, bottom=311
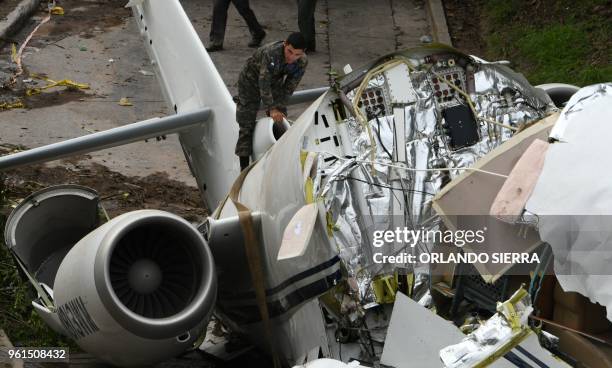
left=490, top=139, right=549, bottom=222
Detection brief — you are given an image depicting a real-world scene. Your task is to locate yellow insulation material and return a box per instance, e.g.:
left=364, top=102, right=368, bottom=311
left=26, top=74, right=89, bottom=96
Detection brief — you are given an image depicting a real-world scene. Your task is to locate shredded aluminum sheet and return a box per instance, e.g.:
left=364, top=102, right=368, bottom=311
left=321, top=58, right=556, bottom=303
left=525, top=83, right=612, bottom=321
left=439, top=288, right=533, bottom=367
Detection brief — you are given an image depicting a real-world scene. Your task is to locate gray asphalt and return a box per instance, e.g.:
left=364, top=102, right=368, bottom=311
left=0, top=0, right=430, bottom=186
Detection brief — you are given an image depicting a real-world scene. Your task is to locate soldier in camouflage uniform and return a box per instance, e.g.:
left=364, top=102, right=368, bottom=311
left=235, top=32, right=308, bottom=170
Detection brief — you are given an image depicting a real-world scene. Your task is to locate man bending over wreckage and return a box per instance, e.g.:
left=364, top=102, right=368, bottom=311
left=234, top=32, right=308, bottom=170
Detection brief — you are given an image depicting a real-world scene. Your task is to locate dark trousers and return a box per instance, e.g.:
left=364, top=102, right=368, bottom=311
left=297, top=0, right=317, bottom=51
left=210, top=0, right=264, bottom=44
left=235, top=99, right=260, bottom=157
left=235, top=80, right=287, bottom=157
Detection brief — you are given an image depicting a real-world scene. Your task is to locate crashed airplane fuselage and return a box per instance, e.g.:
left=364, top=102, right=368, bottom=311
left=4, top=0, right=609, bottom=367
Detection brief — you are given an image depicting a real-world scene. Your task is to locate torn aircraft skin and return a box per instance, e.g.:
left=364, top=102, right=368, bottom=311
left=2, top=0, right=610, bottom=367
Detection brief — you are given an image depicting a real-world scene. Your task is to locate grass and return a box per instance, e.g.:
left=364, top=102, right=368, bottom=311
left=481, top=0, right=611, bottom=86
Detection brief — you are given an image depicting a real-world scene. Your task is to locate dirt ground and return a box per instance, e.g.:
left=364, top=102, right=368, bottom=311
left=0, top=0, right=203, bottom=212
left=441, top=0, right=486, bottom=56
left=0, top=145, right=208, bottom=224
left=1, top=0, right=134, bottom=101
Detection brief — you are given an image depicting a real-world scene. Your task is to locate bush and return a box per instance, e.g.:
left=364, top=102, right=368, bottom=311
left=482, top=0, right=611, bottom=86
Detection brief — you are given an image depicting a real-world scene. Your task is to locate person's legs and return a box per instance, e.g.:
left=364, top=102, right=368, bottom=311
left=235, top=99, right=260, bottom=169
left=209, top=0, right=231, bottom=49
left=297, top=0, right=317, bottom=51
left=231, top=0, right=266, bottom=47
left=239, top=156, right=250, bottom=171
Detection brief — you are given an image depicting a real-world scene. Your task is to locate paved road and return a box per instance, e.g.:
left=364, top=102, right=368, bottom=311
left=0, top=0, right=430, bottom=186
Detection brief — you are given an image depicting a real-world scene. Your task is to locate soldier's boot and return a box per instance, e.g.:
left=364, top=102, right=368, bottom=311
left=248, top=30, right=266, bottom=48
left=239, top=156, right=250, bottom=170
left=206, top=43, right=223, bottom=52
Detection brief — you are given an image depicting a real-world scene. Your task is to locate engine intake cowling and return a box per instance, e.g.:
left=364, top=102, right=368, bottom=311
left=4, top=186, right=216, bottom=367
left=53, top=209, right=216, bottom=366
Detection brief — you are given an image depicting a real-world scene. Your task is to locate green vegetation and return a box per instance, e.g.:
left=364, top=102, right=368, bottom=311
left=0, top=175, right=74, bottom=348
left=481, top=0, right=611, bottom=86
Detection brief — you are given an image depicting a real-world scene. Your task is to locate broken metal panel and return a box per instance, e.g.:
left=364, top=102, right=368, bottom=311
left=302, top=93, right=349, bottom=158
left=431, top=113, right=559, bottom=282
left=381, top=292, right=466, bottom=367
left=224, top=299, right=330, bottom=365
left=204, top=213, right=263, bottom=297
left=525, top=83, right=612, bottom=322
left=235, top=93, right=340, bottom=296
left=440, top=287, right=534, bottom=367
left=432, top=112, right=557, bottom=215
left=382, top=291, right=568, bottom=368
left=3, top=185, right=99, bottom=338
left=213, top=95, right=341, bottom=362
left=515, top=333, right=572, bottom=368
left=4, top=184, right=100, bottom=288
left=439, top=287, right=569, bottom=368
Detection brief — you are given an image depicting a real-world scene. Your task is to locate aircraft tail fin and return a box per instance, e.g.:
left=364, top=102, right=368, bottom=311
left=130, top=0, right=239, bottom=209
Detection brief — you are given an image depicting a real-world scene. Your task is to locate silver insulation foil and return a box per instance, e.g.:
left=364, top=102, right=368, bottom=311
left=439, top=288, right=533, bottom=367
left=320, top=59, right=556, bottom=303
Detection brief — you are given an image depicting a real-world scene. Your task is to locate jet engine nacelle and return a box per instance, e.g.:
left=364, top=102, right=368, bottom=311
left=4, top=186, right=216, bottom=367
left=252, top=116, right=291, bottom=161
left=54, top=210, right=216, bottom=366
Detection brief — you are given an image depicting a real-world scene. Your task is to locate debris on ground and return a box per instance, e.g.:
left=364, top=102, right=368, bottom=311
left=0, top=0, right=133, bottom=111
left=50, top=6, right=64, bottom=16
left=118, top=96, right=133, bottom=106
left=25, top=74, right=89, bottom=96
